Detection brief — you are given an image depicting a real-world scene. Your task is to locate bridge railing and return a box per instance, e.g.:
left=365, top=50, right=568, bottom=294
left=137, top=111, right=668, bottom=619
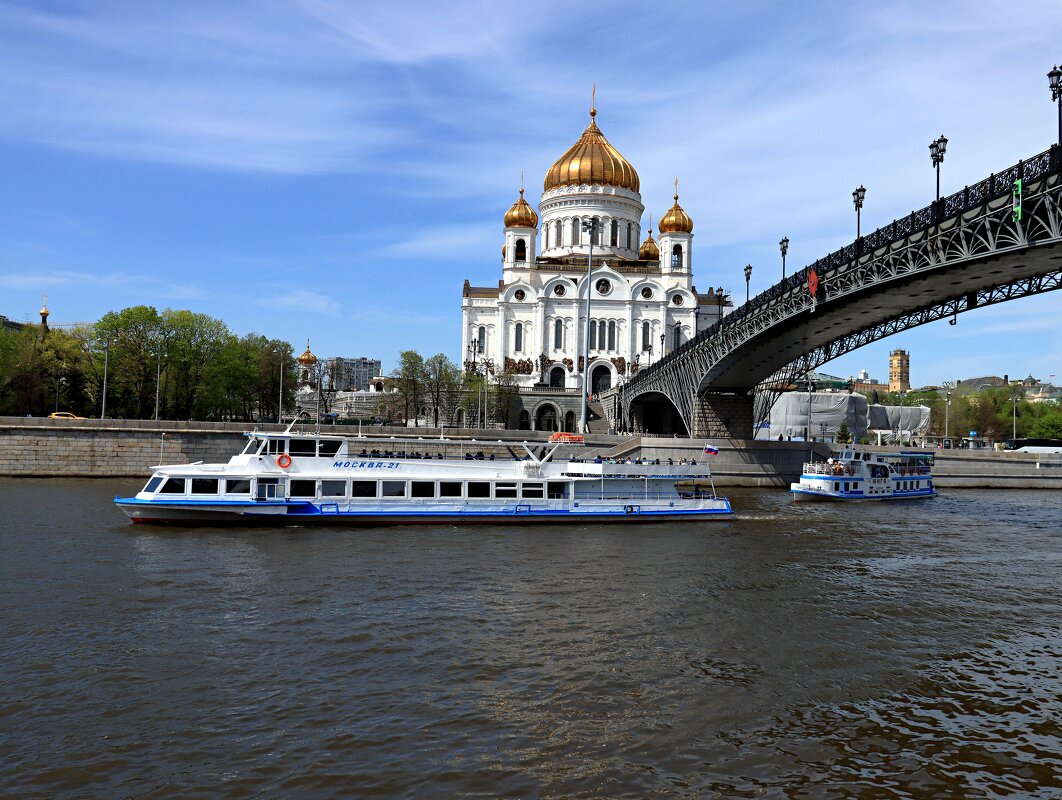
left=627, top=143, right=1062, bottom=391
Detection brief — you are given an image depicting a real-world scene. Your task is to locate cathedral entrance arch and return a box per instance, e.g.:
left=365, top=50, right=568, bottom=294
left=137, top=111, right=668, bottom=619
left=591, top=364, right=612, bottom=396
left=548, top=366, right=565, bottom=388
left=518, top=410, right=531, bottom=430
left=564, top=411, right=575, bottom=432
left=629, top=392, right=688, bottom=436
left=535, top=403, right=559, bottom=431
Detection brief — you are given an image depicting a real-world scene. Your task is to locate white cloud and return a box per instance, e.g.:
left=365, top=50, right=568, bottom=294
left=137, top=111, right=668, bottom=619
left=257, top=289, right=340, bottom=315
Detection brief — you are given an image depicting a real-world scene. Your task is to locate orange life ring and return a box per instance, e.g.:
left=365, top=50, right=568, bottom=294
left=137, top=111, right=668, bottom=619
left=276, top=454, right=292, bottom=469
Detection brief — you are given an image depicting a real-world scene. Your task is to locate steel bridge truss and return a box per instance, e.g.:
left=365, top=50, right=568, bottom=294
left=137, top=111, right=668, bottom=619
left=615, top=145, right=1062, bottom=435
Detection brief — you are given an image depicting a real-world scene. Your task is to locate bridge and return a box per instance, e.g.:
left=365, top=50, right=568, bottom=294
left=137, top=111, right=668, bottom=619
left=608, top=144, right=1062, bottom=438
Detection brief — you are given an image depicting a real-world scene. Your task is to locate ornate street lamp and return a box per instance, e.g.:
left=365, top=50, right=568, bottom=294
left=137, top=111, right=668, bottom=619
left=743, top=263, right=753, bottom=303
left=929, top=134, right=948, bottom=203
left=779, top=237, right=789, bottom=280
left=852, top=185, right=866, bottom=239
left=1049, top=65, right=1062, bottom=147
left=101, top=338, right=110, bottom=420
left=660, top=333, right=665, bottom=358
left=579, top=218, right=598, bottom=433
left=647, top=343, right=653, bottom=368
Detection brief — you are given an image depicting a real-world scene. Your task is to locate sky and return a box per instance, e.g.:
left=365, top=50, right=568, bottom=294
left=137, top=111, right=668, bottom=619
left=1, top=0, right=1061, bottom=387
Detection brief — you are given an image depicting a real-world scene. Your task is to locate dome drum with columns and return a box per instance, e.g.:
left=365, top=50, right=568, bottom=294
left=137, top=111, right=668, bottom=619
left=462, top=100, right=730, bottom=399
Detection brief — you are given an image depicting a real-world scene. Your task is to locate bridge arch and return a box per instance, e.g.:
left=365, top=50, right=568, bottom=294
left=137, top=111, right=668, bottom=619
left=628, top=391, right=688, bottom=437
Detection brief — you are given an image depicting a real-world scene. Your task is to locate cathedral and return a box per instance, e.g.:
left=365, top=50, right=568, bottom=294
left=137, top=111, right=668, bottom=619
left=461, top=102, right=728, bottom=406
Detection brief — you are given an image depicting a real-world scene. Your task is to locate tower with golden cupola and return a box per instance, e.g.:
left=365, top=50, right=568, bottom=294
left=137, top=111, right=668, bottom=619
left=657, top=178, right=694, bottom=276
left=501, top=179, right=538, bottom=283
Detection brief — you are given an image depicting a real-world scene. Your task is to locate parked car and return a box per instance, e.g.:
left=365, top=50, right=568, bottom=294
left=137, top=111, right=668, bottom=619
left=48, top=411, right=86, bottom=420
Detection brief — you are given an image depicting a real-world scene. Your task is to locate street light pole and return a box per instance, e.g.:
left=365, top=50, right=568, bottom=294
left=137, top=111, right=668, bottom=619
left=1049, top=65, right=1062, bottom=147
left=945, top=390, right=951, bottom=442
left=277, top=349, right=285, bottom=424
left=929, top=135, right=948, bottom=203
left=743, top=263, right=752, bottom=303
left=579, top=218, right=597, bottom=434
left=101, top=339, right=109, bottom=420
left=154, top=350, right=162, bottom=421
left=852, top=185, right=866, bottom=239
left=779, top=237, right=789, bottom=280
left=1012, top=395, right=1018, bottom=441
left=807, top=378, right=816, bottom=459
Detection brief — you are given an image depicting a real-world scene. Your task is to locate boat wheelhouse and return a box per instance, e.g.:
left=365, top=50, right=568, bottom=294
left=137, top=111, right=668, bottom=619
left=790, top=448, right=937, bottom=502
left=114, top=430, right=733, bottom=525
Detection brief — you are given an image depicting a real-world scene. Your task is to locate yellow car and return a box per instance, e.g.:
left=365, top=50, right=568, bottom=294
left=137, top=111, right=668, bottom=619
left=48, top=411, right=86, bottom=420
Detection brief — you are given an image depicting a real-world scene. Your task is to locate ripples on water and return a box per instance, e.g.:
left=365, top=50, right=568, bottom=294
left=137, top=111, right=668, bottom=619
left=1, top=480, right=1061, bottom=798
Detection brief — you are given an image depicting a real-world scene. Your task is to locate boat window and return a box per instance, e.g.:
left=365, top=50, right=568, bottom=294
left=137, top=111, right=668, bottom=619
left=547, top=482, right=568, bottom=499
left=191, top=478, right=219, bottom=495
left=381, top=481, right=406, bottom=498
left=351, top=481, right=376, bottom=498
left=495, top=483, right=517, bottom=499
left=521, top=483, right=544, bottom=499
left=467, top=482, right=490, bottom=498
left=144, top=476, right=163, bottom=493
left=834, top=482, right=839, bottom=492
left=411, top=481, right=435, bottom=498
left=318, top=440, right=342, bottom=458
left=290, top=479, right=316, bottom=498
left=289, top=439, right=316, bottom=457
left=321, top=480, right=346, bottom=497
left=158, top=477, right=185, bottom=494
left=266, top=439, right=286, bottom=455
left=243, top=439, right=263, bottom=455
left=226, top=479, right=251, bottom=494
left=439, top=481, right=462, bottom=498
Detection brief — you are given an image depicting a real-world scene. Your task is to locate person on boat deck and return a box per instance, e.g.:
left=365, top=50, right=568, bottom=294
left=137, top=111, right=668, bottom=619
left=489, top=453, right=495, bottom=461
left=594, top=456, right=603, bottom=464
left=359, top=449, right=368, bottom=456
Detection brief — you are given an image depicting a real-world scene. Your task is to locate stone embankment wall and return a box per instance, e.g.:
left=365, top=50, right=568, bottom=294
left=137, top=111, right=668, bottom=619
left=1, top=417, right=1060, bottom=487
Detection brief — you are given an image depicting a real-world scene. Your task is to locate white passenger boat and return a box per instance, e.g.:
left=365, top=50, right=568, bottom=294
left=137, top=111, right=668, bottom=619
left=114, top=430, right=733, bottom=525
left=790, top=448, right=937, bottom=502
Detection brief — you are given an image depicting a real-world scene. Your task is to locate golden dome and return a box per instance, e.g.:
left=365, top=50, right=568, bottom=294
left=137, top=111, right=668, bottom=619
left=658, top=179, right=693, bottom=234
left=39, top=292, right=49, bottom=318
left=297, top=342, right=318, bottom=367
left=543, top=108, right=640, bottom=193
left=503, top=187, right=538, bottom=228
left=638, top=216, right=659, bottom=260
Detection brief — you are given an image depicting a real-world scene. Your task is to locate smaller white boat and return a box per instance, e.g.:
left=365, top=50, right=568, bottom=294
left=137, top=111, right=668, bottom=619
left=790, top=448, right=937, bottom=502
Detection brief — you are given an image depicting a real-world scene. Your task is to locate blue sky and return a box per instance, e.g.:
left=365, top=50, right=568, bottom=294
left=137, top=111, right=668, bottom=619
left=1, top=0, right=1061, bottom=387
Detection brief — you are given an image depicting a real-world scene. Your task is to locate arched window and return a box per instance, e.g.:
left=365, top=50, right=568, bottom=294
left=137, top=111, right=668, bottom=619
left=641, top=321, right=650, bottom=351
left=554, top=319, right=563, bottom=349
left=557, top=220, right=563, bottom=247
left=672, top=244, right=683, bottom=269
left=514, top=322, right=523, bottom=352
left=610, top=219, right=618, bottom=246
left=593, top=217, right=602, bottom=245
left=673, top=325, right=681, bottom=352
left=515, top=239, right=527, bottom=261
left=589, top=321, right=597, bottom=350
left=626, top=222, right=633, bottom=249
left=598, top=320, right=607, bottom=350
left=477, top=326, right=485, bottom=354
left=572, top=218, right=580, bottom=244
left=607, top=321, right=616, bottom=351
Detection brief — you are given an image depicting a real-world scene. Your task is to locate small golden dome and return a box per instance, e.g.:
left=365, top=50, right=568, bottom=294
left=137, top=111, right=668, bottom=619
left=639, top=219, right=660, bottom=260
left=503, top=187, right=538, bottom=228
left=297, top=342, right=318, bottom=366
left=39, top=292, right=49, bottom=318
left=658, top=179, right=693, bottom=234
left=543, top=109, right=640, bottom=193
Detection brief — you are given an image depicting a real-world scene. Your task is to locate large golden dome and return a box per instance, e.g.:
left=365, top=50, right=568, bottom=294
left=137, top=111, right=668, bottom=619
left=297, top=342, right=318, bottom=367
left=543, top=109, right=640, bottom=193
left=503, top=187, right=538, bottom=228
left=658, top=182, right=693, bottom=234
left=638, top=216, right=660, bottom=260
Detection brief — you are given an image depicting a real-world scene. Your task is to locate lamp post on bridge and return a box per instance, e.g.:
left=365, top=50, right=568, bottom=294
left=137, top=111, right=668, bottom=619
left=852, top=185, right=866, bottom=239
left=1049, top=65, right=1062, bottom=147
left=743, top=263, right=753, bottom=303
left=929, top=135, right=948, bottom=203
left=779, top=237, right=789, bottom=280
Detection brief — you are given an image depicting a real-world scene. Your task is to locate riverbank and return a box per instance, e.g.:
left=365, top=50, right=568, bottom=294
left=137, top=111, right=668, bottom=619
left=1, top=416, right=1060, bottom=487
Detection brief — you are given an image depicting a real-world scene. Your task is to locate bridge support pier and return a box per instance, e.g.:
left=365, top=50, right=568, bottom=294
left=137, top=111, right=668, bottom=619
left=692, top=392, right=754, bottom=439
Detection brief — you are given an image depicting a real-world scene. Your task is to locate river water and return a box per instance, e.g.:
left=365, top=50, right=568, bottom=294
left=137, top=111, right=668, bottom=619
left=2, top=478, right=1061, bottom=799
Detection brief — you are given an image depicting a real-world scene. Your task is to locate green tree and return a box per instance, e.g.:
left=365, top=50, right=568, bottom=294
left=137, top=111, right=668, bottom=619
left=392, top=350, right=425, bottom=426
left=422, top=353, right=460, bottom=427
left=1030, top=411, right=1062, bottom=439
left=836, top=420, right=851, bottom=444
